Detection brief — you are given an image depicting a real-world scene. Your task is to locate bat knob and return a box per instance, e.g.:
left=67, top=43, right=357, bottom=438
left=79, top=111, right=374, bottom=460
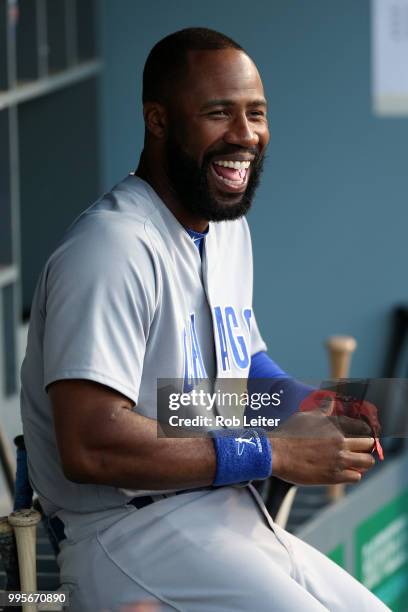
left=326, top=335, right=357, bottom=353
left=8, top=508, right=42, bottom=528
left=325, top=335, right=357, bottom=380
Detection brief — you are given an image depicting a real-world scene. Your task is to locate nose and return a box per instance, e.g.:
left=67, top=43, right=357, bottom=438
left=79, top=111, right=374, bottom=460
left=224, top=113, right=259, bottom=148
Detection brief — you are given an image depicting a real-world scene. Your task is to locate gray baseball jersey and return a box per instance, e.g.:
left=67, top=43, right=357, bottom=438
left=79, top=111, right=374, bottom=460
left=21, top=174, right=266, bottom=515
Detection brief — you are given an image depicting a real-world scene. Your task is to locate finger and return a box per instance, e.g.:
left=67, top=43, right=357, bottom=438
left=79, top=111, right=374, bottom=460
left=341, top=450, right=376, bottom=470
left=345, top=437, right=375, bottom=452
left=336, top=469, right=362, bottom=484
left=333, top=415, right=373, bottom=437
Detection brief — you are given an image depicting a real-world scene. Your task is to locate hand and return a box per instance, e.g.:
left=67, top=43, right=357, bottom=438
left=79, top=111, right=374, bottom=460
left=300, top=389, right=383, bottom=460
left=269, top=409, right=376, bottom=485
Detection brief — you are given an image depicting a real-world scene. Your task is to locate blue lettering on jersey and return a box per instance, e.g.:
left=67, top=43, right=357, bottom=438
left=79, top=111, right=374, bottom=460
left=214, top=306, right=251, bottom=372
left=225, top=306, right=250, bottom=369
left=184, top=307, right=251, bottom=383
left=190, top=313, right=207, bottom=381
left=183, top=314, right=207, bottom=392
left=243, top=308, right=252, bottom=331
left=214, top=306, right=231, bottom=372
left=183, top=328, right=194, bottom=393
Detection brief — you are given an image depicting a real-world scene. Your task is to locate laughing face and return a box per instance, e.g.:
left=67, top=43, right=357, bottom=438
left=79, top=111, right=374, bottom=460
left=164, top=49, right=269, bottom=222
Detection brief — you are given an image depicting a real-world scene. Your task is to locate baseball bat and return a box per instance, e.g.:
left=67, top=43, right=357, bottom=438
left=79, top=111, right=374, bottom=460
left=325, top=335, right=357, bottom=501
left=0, top=516, right=21, bottom=612
left=0, top=426, right=16, bottom=501
left=0, top=515, right=20, bottom=586
left=8, top=509, right=42, bottom=612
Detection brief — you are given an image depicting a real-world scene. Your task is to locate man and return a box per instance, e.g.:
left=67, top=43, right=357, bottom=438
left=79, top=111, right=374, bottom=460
left=21, top=28, right=388, bottom=611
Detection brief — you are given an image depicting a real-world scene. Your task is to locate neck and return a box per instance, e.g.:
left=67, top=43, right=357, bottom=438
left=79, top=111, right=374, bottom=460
left=135, top=150, right=209, bottom=233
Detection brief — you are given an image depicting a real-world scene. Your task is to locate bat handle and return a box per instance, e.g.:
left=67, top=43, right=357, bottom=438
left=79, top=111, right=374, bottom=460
left=8, top=509, right=42, bottom=612
left=325, top=335, right=357, bottom=502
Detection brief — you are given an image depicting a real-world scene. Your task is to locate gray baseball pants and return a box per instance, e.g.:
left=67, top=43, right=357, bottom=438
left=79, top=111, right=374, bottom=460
left=56, top=486, right=390, bottom=611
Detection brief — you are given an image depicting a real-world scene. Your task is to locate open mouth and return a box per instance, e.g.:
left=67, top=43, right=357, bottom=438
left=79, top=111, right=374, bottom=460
left=209, top=159, right=251, bottom=194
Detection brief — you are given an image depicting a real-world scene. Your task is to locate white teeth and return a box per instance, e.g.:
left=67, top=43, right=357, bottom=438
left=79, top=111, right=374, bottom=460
left=214, top=160, right=251, bottom=170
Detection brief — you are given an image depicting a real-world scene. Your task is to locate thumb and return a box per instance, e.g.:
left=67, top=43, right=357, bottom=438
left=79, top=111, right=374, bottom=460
left=318, top=396, right=335, bottom=415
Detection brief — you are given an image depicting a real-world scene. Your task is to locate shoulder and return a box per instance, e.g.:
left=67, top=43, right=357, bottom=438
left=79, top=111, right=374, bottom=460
left=43, top=180, right=163, bottom=303
left=48, top=177, right=160, bottom=271
left=45, top=217, right=155, bottom=287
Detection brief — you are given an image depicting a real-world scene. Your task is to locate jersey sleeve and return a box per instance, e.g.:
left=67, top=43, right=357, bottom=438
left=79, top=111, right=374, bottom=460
left=42, top=219, right=158, bottom=405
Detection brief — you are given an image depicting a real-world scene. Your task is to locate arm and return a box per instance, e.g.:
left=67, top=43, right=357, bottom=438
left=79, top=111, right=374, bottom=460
left=49, top=379, right=215, bottom=490
left=49, top=379, right=376, bottom=490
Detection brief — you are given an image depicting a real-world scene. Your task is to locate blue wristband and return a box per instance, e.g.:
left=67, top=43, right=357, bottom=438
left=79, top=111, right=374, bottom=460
left=211, top=428, right=272, bottom=487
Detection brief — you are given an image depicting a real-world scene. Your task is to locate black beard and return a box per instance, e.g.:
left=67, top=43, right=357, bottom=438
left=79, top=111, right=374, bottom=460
left=165, top=135, right=265, bottom=222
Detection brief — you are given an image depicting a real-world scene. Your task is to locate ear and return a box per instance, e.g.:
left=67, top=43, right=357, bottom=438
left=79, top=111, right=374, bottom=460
left=143, top=102, right=167, bottom=139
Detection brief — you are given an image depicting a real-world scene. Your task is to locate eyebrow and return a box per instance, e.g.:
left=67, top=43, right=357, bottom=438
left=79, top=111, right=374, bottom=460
left=200, top=98, right=267, bottom=111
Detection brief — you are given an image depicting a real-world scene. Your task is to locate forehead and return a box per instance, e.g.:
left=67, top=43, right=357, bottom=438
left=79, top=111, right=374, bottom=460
left=178, top=49, right=265, bottom=106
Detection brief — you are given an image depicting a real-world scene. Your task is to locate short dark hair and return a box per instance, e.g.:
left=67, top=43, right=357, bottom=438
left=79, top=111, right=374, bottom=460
left=142, top=27, right=244, bottom=103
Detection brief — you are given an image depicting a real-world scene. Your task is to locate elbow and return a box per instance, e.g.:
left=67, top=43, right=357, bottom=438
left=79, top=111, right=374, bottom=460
left=60, top=451, right=100, bottom=484
left=62, top=464, right=90, bottom=484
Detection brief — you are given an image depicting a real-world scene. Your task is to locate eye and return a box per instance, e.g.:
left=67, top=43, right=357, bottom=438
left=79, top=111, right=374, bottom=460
left=248, top=110, right=266, bottom=119
left=207, top=110, right=229, bottom=117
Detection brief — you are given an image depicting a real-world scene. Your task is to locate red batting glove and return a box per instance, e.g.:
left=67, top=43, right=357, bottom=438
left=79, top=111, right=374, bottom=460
left=300, top=389, right=384, bottom=460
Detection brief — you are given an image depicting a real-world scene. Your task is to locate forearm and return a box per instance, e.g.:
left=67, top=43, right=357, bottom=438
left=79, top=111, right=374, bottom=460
left=58, top=405, right=216, bottom=490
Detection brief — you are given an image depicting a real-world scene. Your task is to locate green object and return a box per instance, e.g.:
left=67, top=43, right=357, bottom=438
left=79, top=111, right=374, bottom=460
left=355, top=490, right=408, bottom=611
left=328, top=544, right=345, bottom=568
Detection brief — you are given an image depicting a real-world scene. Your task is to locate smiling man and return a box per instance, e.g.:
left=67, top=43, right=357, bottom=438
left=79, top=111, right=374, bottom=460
left=139, top=44, right=267, bottom=225
left=21, top=28, right=388, bottom=611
